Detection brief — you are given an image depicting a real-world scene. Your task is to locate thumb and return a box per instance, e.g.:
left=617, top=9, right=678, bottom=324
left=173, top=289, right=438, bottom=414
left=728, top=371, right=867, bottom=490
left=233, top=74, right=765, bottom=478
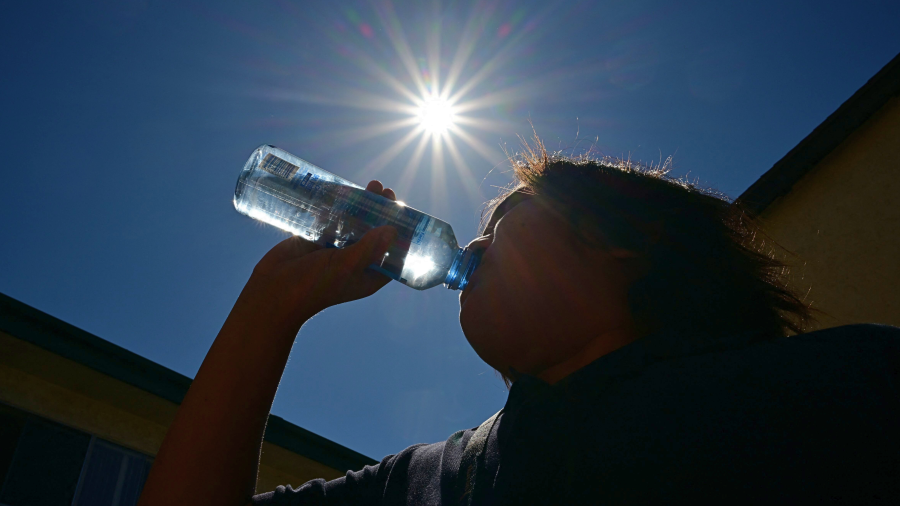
left=336, top=226, right=398, bottom=272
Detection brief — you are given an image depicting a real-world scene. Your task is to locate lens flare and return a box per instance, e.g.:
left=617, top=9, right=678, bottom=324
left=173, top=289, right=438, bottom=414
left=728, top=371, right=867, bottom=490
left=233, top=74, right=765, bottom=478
left=249, top=1, right=558, bottom=205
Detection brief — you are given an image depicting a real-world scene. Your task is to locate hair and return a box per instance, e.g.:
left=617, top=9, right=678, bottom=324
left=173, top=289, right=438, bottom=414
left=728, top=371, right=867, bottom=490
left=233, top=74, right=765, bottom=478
left=483, top=136, right=811, bottom=356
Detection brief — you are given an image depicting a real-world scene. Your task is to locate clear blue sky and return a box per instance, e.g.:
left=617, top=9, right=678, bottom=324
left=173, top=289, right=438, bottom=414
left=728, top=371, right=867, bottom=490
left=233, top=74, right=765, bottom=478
left=2, top=0, right=898, bottom=461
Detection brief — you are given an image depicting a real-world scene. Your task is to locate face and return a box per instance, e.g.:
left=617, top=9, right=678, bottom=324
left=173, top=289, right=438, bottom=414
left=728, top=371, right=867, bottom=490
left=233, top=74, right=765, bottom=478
left=459, top=192, right=637, bottom=381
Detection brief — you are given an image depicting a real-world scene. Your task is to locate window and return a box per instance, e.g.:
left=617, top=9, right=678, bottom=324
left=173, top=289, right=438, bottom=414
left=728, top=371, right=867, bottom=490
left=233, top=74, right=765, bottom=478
left=0, top=404, right=152, bottom=506
left=0, top=413, right=91, bottom=506
left=72, top=439, right=153, bottom=506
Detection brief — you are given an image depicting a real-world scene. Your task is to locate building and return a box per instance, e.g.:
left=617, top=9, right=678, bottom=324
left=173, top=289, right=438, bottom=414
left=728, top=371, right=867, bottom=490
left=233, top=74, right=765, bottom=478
left=0, top=292, right=375, bottom=506
left=737, top=51, right=900, bottom=331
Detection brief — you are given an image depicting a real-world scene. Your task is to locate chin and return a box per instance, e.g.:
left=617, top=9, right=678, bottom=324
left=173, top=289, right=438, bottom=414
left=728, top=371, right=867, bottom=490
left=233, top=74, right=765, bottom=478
left=459, top=299, right=491, bottom=359
left=458, top=284, right=480, bottom=332
left=459, top=298, right=512, bottom=374
left=458, top=299, right=478, bottom=345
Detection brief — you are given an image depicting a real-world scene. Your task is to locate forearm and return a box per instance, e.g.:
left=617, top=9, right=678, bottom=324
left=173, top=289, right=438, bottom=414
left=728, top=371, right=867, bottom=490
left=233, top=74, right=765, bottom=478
left=139, top=276, right=312, bottom=506
left=139, top=217, right=395, bottom=506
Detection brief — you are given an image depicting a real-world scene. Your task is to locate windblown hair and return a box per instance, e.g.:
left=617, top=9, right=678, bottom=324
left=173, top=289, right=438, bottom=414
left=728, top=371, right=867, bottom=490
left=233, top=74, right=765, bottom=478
left=484, top=136, right=811, bottom=342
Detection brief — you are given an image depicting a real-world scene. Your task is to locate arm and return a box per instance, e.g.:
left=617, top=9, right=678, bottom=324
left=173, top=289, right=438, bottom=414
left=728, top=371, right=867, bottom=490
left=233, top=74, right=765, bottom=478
left=138, top=183, right=399, bottom=506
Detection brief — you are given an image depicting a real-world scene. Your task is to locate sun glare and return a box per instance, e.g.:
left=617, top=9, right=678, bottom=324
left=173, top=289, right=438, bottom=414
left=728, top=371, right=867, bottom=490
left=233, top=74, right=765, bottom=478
left=259, top=2, right=528, bottom=203
left=403, top=254, right=436, bottom=278
left=417, top=97, right=455, bottom=135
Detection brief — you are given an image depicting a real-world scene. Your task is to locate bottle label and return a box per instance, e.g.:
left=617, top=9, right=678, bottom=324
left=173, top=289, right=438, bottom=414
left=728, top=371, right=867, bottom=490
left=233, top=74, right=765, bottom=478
left=411, top=216, right=435, bottom=246
left=260, top=154, right=300, bottom=179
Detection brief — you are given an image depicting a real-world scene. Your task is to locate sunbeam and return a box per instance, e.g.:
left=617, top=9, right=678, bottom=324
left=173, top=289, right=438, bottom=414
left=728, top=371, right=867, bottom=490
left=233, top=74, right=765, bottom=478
left=230, top=1, right=577, bottom=211
left=395, top=134, right=431, bottom=198
left=444, top=133, right=486, bottom=205
left=361, top=126, right=424, bottom=178
left=450, top=127, right=505, bottom=167
left=372, top=1, right=430, bottom=98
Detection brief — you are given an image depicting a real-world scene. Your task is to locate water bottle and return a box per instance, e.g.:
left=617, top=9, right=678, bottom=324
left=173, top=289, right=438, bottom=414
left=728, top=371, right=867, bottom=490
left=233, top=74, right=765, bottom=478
left=234, top=145, right=480, bottom=290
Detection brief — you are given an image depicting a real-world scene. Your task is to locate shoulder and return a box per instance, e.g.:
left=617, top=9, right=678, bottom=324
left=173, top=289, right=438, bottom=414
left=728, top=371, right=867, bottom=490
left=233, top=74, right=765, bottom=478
left=332, top=431, right=475, bottom=505
left=756, top=323, right=900, bottom=375
left=791, top=323, right=900, bottom=345
left=253, top=439, right=455, bottom=505
left=680, top=323, right=900, bottom=373
left=623, top=324, right=900, bottom=410
left=697, top=324, right=900, bottom=372
left=601, top=324, right=900, bottom=410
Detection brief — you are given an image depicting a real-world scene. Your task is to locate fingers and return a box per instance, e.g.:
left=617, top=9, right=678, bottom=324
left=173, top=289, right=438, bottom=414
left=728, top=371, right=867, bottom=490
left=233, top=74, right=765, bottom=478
left=365, top=180, right=397, bottom=202
left=254, top=235, right=321, bottom=276
left=365, top=180, right=384, bottom=194
left=335, top=226, right=397, bottom=274
left=280, top=226, right=399, bottom=311
left=280, top=235, right=320, bottom=256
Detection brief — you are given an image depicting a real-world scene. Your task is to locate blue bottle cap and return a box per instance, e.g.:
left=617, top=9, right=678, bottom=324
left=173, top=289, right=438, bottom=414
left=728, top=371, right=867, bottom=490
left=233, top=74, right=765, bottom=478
left=444, top=247, right=481, bottom=291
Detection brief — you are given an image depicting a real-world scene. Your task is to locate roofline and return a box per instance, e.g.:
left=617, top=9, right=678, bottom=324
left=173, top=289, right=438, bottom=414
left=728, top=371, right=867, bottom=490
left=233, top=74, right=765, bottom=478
left=736, top=51, right=900, bottom=215
left=0, top=291, right=377, bottom=471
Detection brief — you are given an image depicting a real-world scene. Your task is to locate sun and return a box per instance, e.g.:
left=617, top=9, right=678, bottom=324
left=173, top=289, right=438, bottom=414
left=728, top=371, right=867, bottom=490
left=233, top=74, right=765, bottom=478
left=417, top=96, right=456, bottom=135
left=260, top=2, right=523, bottom=203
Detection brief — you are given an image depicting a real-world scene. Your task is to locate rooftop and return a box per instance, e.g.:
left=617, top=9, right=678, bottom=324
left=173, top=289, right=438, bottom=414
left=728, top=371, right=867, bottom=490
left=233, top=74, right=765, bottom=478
left=736, top=51, right=900, bottom=215
left=0, top=291, right=377, bottom=472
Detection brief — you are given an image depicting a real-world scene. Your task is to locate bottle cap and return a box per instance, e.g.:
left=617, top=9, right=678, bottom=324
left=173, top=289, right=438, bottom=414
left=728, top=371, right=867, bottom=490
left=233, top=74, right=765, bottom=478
left=444, top=247, right=481, bottom=291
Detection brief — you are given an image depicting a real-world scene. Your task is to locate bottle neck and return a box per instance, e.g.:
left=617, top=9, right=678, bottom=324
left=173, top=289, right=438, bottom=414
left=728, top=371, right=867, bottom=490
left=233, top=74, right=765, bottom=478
left=444, top=247, right=481, bottom=291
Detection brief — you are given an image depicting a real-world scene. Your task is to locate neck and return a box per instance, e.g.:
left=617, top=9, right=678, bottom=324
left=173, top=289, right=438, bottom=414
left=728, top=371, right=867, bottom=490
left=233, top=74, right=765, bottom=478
left=536, top=324, right=639, bottom=385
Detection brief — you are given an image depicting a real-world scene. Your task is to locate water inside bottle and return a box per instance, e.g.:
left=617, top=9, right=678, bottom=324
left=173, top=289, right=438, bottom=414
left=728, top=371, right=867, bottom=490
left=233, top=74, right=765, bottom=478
left=234, top=146, right=463, bottom=290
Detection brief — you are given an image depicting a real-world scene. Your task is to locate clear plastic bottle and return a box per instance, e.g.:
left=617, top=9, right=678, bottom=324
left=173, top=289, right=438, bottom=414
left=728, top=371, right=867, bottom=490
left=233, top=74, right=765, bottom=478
left=234, top=145, right=480, bottom=290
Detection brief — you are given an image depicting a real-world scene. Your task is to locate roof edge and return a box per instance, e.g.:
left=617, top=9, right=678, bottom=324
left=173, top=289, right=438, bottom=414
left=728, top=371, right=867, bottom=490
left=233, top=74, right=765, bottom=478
left=0, top=291, right=377, bottom=470
left=736, top=51, right=900, bottom=215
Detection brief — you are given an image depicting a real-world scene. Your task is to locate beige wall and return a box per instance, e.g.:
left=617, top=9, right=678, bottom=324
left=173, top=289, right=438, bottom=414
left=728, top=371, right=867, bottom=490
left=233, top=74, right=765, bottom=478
left=0, top=331, right=344, bottom=492
left=758, top=95, right=900, bottom=331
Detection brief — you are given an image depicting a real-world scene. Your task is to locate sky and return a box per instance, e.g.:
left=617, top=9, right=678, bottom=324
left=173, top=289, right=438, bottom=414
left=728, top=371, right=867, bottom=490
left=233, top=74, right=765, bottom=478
left=1, top=0, right=899, bottom=461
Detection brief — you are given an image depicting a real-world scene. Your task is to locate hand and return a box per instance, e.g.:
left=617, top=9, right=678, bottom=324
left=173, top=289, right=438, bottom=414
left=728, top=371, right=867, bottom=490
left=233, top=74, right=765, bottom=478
left=241, top=181, right=399, bottom=330
left=139, top=184, right=401, bottom=506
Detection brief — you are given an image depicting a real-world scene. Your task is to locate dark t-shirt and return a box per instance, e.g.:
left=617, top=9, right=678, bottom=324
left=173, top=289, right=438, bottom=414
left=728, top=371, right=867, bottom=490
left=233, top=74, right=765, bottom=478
left=253, top=324, right=900, bottom=505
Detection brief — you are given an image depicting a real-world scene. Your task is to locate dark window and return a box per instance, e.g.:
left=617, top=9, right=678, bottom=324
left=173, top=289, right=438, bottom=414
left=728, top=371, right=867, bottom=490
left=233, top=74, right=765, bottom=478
left=72, top=439, right=153, bottom=506
left=0, top=416, right=91, bottom=506
left=0, top=404, right=27, bottom=491
left=0, top=404, right=153, bottom=506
